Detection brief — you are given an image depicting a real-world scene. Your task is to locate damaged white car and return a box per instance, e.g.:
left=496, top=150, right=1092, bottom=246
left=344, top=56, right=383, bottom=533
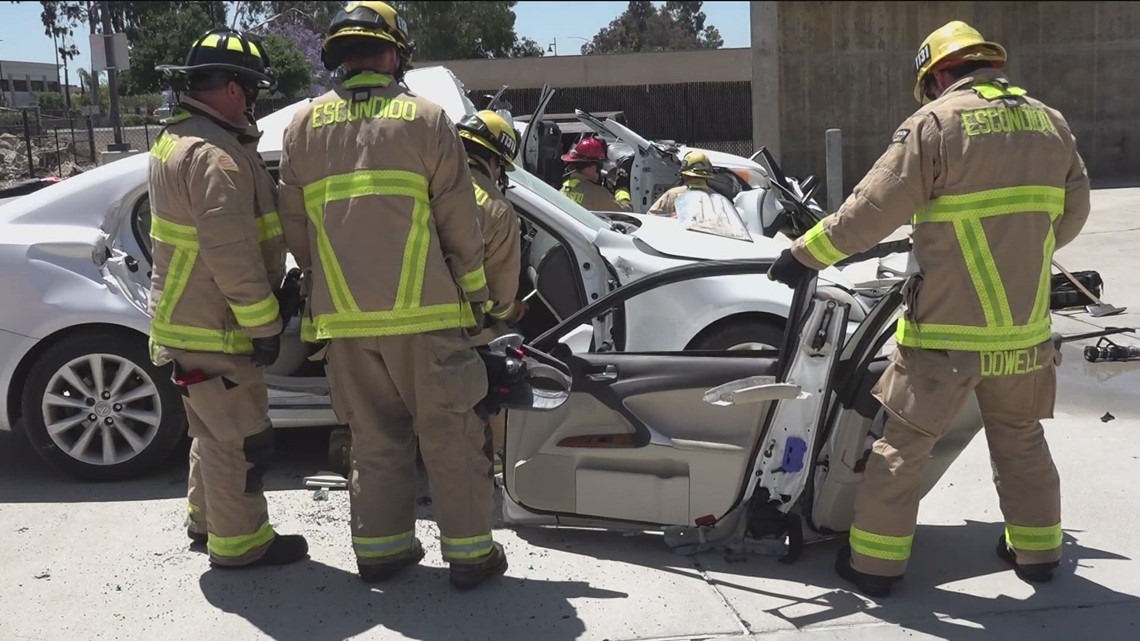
left=0, top=66, right=877, bottom=481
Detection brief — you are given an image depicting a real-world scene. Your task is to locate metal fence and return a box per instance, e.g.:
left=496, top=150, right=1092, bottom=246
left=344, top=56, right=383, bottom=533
left=0, top=107, right=174, bottom=184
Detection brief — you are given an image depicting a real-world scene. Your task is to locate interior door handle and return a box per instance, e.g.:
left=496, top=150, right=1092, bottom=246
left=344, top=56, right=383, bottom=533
left=586, top=364, right=618, bottom=381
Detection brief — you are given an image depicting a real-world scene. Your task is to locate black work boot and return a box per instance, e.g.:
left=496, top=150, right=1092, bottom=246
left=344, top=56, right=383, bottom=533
left=358, top=539, right=426, bottom=583
left=210, top=534, right=310, bottom=569
left=187, top=527, right=207, bottom=547
left=449, top=542, right=508, bottom=590
left=835, top=545, right=900, bottom=597
left=995, top=535, right=1057, bottom=583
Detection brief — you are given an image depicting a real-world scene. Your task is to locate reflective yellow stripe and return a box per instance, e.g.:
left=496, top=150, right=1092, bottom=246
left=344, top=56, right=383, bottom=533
left=226, top=36, right=244, bottom=52
left=896, top=316, right=1051, bottom=352
left=151, top=214, right=198, bottom=249
left=800, top=220, right=848, bottom=267
left=151, top=319, right=254, bottom=354
left=615, top=189, right=630, bottom=202
left=310, top=303, right=475, bottom=340
left=352, top=531, right=415, bottom=559
left=187, top=502, right=202, bottom=515
left=914, top=186, right=1065, bottom=224
left=301, top=314, right=317, bottom=343
left=151, top=215, right=200, bottom=352
left=302, top=169, right=431, bottom=314
left=440, top=534, right=494, bottom=561
left=395, top=200, right=430, bottom=309
left=199, top=34, right=222, bottom=49
left=1030, top=224, right=1057, bottom=323
left=472, top=180, right=490, bottom=206
left=208, top=521, right=275, bottom=558
left=954, top=219, right=1013, bottom=327
left=1005, top=523, right=1062, bottom=552
left=457, top=266, right=487, bottom=295
left=342, top=71, right=392, bottom=89
left=489, top=301, right=514, bottom=320
left=849, top=526, right=912, bottom=562
left=257, top=211, right=283, bottom=241
left=231, top=293, right=280, bottom=329
left=974, top=83, right=1027, bottom=100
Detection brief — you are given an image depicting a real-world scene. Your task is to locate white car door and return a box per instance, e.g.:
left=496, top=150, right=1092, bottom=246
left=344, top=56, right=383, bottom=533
left=503, top=260, right=850, bottom=533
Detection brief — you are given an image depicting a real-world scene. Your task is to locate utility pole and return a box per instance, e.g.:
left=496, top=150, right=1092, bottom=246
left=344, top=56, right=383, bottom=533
left=87, top=1, right=100, bottom=117
left=100, top=0, right=125, bottom=150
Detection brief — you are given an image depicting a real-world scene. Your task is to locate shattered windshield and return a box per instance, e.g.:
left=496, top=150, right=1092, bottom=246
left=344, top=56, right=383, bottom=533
left=675, top=189, right=754, bottom=242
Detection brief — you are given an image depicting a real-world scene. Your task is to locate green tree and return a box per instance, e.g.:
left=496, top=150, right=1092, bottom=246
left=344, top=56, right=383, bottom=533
left=260, top=33, right=313, bottom=97
left=582, top=0, right=723, bottom=55
left=119, top=3, right=221, bottom=95
left=242, top=0, right=543, bottom=61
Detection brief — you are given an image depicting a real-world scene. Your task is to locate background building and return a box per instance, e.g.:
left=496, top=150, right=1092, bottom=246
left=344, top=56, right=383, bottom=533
left=0, top=60, right=61, bottom=109
left=421, top=1, right=1139, bottom=205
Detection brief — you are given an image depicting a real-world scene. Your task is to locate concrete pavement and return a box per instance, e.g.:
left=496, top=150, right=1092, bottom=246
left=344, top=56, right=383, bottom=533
left=0, top=188, right=1138, bottom=640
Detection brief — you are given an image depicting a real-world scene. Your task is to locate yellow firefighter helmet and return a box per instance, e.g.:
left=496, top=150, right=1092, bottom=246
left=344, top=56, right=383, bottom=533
left=913, top=20, right=1006, bottom=104
left=680, top=150, right=714, bottom=178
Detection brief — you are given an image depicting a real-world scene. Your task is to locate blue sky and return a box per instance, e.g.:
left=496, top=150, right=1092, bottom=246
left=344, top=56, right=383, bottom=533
left=0, top=1, right=750, bottom=76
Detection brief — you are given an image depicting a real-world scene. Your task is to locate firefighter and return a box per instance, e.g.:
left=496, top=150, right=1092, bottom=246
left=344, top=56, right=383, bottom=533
left=767, top=20, right=1090, bottom=597
left=277, top=1, right=507, bottom=590
left=610, top=153, right=635, bottom=210
left=148, top=28, right=309, bottom=568
left=560, top=137, right=627, bottom=211
left=647, top=150, right=716, bottom=217
left=456, top=109, right=527, bottom=472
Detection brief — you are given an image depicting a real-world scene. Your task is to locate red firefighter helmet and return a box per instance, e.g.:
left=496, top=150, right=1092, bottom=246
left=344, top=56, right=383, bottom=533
left=561, top=136, right=607, bottom=164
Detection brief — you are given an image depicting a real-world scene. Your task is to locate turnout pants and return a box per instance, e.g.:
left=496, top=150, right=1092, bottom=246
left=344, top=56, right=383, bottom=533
left=324, top=329, right=495, bottom=567
left=850, top=344, right=1063, bottom=577
left=176, top=350, right=278, bottom=566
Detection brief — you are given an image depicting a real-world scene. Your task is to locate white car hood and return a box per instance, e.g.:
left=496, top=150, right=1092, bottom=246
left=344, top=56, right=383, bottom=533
left=625, top=213, right=853, bottom=288
left=630, top=213, right=791, bottom=260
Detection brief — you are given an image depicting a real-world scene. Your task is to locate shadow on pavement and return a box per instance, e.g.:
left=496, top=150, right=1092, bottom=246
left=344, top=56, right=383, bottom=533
left=516, top=519, right=1138, bottom=638
left=0, top=426, right=335, bottom=504
left=198, top=557, right=626, bottom=641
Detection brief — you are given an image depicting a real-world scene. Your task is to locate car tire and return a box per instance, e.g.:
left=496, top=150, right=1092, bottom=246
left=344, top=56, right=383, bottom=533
left=688, top=318, right=786, bottom=352
left=21, top=331, right=186, bottom=481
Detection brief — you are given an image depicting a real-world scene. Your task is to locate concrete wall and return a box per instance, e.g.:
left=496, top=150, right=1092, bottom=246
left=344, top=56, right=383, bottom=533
left=419, top=47, right=752, bottom=90
left=774, top=1, right=1140, bottom=195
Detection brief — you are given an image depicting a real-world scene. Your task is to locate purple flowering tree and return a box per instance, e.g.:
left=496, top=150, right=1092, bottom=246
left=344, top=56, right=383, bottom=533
left=266, top=21, right=331, bottom=96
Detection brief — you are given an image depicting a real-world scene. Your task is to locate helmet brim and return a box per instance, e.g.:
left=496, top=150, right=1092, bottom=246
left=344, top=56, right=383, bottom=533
left=459, top=131, right=516, bottom=169
left=156, top=63, right=274, bottom=89
left=323, top=28, right=400, bottom=50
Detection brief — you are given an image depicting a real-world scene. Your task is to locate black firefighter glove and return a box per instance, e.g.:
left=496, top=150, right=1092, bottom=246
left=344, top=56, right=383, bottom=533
left=250, top=334, right=281, bottom=367
left=767, top=248, right=815, bottom=288
left=275, top=268, right=305, bottom=323
left=465, top=301, right=489, bottom=337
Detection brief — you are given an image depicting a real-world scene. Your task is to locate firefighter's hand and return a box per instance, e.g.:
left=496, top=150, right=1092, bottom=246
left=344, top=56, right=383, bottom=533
left=511, top=299, right=529, bottom=323
left=467, top=301, right=488, bottom=336
left=250, top=335, right=281, bottom=367
left=767, top=249, right=814, bottom=288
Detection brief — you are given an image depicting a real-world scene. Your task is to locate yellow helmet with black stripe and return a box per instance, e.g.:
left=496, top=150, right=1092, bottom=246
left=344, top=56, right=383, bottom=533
left=155, top=28, right=275, bottom=89
left=457, top=110, right=520, bottom=169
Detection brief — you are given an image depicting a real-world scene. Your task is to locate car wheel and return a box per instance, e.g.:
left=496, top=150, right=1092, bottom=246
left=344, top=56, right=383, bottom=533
left=21, top=331, right=186, bottom=481
left=688, top=318, right=786, bottom=352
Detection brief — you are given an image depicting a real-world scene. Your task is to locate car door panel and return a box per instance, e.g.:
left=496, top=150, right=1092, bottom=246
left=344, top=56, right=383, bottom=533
left=806, top=282, right=985, bottom=533
left=507, top=352, right=780, bottom=526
